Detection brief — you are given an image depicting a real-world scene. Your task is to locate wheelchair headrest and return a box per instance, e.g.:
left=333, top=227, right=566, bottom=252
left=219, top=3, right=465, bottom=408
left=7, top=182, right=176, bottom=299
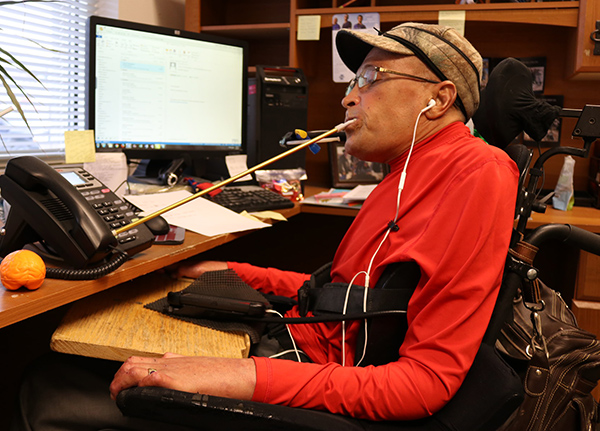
left=473, top=58, right=562, bottom=149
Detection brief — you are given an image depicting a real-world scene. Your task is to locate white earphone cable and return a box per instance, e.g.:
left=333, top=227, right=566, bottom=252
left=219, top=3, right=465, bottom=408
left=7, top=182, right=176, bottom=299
left=341, top=270, right=368, bottom=366
left=266, top=309, right=302, bottom=362
left=345, top=100, right=434, bottom=367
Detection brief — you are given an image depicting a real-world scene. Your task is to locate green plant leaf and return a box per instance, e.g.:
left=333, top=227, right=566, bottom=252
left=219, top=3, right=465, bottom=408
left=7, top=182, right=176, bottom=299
left=0, top=69, right=32, bottom=131
left=0, top=47, right=44, bottom=87
left=0, top=63, right=37, bottom=108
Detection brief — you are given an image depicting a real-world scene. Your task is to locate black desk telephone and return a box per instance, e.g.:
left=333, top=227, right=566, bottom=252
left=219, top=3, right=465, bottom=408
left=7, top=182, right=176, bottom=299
left=0, top=156, right=158, bottom=275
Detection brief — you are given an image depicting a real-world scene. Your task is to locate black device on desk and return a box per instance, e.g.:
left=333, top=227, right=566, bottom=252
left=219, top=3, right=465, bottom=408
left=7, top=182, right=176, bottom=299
left=0, top=156, right=165, bottom=270
left=167, top=291, right=268, bottom=319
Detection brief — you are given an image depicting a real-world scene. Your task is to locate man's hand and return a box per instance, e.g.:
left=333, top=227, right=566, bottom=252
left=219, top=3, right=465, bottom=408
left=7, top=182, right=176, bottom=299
left=165, top=260, right=228, bottom=279
left=110, top=353, right=256, bottom=400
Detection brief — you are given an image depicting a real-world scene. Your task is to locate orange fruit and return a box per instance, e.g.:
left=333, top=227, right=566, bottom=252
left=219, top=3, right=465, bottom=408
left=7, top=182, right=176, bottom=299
left=0, top=250, right=46, bottom=291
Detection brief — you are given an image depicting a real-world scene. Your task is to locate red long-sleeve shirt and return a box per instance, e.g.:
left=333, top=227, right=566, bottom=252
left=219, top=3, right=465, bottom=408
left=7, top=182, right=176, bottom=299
left=229, top=122, right=518, bottom=421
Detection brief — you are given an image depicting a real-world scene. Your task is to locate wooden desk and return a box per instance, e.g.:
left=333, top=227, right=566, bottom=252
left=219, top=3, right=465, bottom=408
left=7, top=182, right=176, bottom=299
left=300, top=186, right=360, bottom=217
left=527, top=206, right=600, bottom=233
left=0, top=205, right=300, bottom=329
left=50, top=273, right=250, bottom=362
left=302, top=185, right=600, bottom=232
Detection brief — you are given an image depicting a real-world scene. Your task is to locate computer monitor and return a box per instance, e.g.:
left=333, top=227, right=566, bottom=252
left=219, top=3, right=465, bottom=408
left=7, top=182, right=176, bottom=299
left=85, top=16, right=248, bottom=179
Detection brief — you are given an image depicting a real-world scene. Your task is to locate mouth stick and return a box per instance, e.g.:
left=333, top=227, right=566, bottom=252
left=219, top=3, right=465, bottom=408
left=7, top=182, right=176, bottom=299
left=113, top=119, right=357, bottom=237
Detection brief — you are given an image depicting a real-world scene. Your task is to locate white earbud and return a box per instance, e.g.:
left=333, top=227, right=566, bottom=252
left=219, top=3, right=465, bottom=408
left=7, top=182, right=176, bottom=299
left=420, top=99, right=436, bottom=113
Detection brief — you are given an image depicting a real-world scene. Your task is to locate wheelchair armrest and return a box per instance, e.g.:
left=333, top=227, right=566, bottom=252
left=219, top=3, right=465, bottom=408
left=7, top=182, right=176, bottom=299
left=116, top=387, right=365, bottom=431
left=116, top=344, right=523, bottom=431
left=525, top=224, right=600, bottom=256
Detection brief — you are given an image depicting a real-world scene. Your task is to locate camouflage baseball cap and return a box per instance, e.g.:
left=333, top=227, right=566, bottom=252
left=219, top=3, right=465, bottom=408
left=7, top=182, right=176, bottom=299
left=336, top=22, right=483, bottom=120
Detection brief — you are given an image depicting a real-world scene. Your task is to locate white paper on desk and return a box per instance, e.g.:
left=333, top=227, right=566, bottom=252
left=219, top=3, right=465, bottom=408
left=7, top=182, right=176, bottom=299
left=125, top=190, right=269, bottom=237
left=342, top=184, right=377, bottom=202
left=84, top=152, right=128, bottom=197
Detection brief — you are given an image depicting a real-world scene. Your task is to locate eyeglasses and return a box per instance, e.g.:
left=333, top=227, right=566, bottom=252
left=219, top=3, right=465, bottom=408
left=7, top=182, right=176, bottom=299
left=345, top=65, right=441, bottom=96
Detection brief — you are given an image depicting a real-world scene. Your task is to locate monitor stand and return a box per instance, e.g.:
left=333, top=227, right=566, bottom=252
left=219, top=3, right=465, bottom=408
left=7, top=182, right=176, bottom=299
left=129, top=159, right=179, bottom=185
left=191, top=155, right=232, bottom=182
left=128, top=154, right=239, bottom=185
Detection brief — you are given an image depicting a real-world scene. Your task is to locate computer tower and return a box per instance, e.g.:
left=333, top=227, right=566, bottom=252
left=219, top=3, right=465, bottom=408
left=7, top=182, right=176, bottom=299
left=247, top=66, right=308, bottom=170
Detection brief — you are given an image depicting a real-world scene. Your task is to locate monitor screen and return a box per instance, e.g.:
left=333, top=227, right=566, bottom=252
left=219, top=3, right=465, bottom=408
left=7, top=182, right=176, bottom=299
left=86, top=16, right=248, bottom=170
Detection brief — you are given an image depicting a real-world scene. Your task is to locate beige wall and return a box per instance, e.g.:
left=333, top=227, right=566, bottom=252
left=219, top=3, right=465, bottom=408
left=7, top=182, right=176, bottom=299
left=118, top=0, right=185, bottom=28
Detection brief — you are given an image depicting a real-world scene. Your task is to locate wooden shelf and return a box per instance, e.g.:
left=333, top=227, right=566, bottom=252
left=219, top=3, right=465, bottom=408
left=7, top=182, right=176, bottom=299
left=186, top=1, right=585, bottom=70
left=297, top=2, right=579, bottom=28
left=199, top=22, right=291, bottom=39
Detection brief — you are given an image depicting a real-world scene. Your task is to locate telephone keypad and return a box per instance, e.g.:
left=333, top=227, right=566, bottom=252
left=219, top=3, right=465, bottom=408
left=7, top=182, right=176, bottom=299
left=56, top=168, right=155, bottom=254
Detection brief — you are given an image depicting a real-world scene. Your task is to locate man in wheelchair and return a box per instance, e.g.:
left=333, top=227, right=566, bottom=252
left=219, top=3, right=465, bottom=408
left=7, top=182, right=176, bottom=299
left=12, top=23, right=521, bottom=430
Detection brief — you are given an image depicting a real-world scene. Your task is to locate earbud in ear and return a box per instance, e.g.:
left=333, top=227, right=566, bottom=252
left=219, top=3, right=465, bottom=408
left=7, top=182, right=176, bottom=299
left=421, top=99, right=436, bottom=113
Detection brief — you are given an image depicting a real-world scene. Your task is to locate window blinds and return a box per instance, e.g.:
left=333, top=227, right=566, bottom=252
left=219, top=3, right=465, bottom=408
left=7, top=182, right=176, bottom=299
left=0, top=0, right=116, bottom=164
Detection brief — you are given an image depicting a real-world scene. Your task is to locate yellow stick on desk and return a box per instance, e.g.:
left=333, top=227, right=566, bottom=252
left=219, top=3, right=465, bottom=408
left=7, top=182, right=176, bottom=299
left=113, top=119, right=357, bottom=237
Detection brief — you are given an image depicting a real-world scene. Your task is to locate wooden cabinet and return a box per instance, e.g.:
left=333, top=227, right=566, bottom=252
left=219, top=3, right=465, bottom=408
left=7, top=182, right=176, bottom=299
left=568, top=0, right=600, bottom=78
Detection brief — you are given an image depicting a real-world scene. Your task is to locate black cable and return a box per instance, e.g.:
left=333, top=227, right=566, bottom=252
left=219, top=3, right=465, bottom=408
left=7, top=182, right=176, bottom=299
left=169, top=308, right=407, bottom=324
left=253, top=310, right=407, bottom=323
left=45, top=250, right=130, bottom=280
left=113, top=178, right=130, bottom=196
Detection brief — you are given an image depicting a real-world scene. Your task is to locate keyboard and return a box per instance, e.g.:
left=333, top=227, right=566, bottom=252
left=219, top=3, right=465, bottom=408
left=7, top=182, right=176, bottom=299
left=206, top=185, right=295, bottom=213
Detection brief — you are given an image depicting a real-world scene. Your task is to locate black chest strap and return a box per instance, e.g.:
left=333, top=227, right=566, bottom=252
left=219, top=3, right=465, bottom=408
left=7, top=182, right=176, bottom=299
left=297, top=261, right=421, bottom=318
left=295, top=261, right=421, bottom=367
left=298, top=282, right=415, bottom=317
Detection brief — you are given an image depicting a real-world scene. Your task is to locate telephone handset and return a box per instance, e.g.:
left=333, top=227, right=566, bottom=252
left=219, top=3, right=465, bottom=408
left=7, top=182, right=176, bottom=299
left=0, top=156, right=155, bottom=270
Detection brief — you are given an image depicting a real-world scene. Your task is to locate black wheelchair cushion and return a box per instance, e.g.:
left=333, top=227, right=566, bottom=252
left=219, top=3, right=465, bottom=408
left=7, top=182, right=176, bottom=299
left=473, top=57, right=561, bottom=149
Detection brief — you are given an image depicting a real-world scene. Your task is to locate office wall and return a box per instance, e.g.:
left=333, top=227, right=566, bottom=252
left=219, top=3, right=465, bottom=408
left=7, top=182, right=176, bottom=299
left=119, top=0, right=185, bottom=28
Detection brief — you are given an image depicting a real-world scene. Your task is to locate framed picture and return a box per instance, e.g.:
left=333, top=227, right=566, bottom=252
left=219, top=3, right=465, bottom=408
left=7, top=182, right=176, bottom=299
left=517, top=56, right=546, bottom=94
left=329, top=142, right=388, bottom=187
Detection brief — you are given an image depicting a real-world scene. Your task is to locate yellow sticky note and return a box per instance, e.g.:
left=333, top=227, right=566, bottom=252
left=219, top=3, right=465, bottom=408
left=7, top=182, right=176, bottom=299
left=64, top=130, right=96, bottom=164
left=297, top=15, right=321, bottom=41
left=438, top=10, right=466, bottom=36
